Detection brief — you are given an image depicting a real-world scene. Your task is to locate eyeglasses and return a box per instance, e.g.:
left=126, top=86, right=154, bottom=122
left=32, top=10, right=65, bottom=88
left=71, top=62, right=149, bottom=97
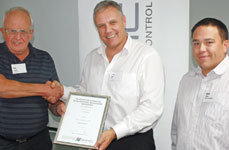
left=4, top=28, right=32, bottom=36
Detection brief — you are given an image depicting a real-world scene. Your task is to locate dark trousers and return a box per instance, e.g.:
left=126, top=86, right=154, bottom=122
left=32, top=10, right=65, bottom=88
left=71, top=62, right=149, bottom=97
left=107, top=129, right=156, bottom=150
left=0, top=128, right=52, bottom=150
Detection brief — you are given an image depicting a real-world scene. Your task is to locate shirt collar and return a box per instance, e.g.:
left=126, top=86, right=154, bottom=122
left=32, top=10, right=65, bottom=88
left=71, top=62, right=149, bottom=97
left=213, top=55, right=229, bottom=75
left=123, top=36, right=132, bottom=54
left=195, top=55, right=229, bottom=77
left=97, top=36, right=132, bottom=56
left=27, top=43, right=37, bottom=56
left=2, top=42, right=37, bottom=57
left=2, top=42, right=11, bottom=54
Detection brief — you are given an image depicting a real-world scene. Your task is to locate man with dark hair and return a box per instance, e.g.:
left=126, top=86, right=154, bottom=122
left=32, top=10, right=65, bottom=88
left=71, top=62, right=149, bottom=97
left=171, top=18, right=229, bottom=150
left=58, top=0, right=165, bottom=150
left=0, top=7, right=63, bottom=150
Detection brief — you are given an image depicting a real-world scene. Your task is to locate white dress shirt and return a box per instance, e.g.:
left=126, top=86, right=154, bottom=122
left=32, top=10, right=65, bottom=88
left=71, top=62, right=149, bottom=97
left=171, top=55, right=229, bottom=150
left=63, top=37, right=165, bottom=139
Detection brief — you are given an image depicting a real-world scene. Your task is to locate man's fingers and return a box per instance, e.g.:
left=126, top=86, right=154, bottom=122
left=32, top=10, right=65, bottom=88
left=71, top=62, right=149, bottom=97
left=95, top=136, right=106, bottom=149
left=43, top=96, right=58, bottom=104
left=98, top=142, right=110, bottom=150
left=94, top=129, right=116, bottom=150
left=51, top=80, right=58, bottom=88
left=45, top=80, right=51, bottom=85
left=49, top=97, right=57, bottom=104
left=94, top=141, right=102, bottom=150
left=43, top=80, right=63, bottom=103
left=57, top=102, right=66, bottom=116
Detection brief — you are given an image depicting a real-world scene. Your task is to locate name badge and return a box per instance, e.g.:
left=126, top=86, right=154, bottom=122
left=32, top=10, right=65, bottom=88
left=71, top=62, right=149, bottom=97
left=203, top=92, right=216, bottom=103
left=109, top=72, right=123, bottom=81
left=11, top=63, right=27, bottom=74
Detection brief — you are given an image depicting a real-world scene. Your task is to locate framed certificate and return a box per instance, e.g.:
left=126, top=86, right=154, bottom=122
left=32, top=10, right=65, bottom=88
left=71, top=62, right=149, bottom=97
left=54, top=92, right=110, bottom=149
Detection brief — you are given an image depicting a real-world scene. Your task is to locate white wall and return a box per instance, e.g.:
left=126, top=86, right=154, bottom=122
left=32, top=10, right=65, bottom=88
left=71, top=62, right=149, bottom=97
left=151, top=1, right=189, bottom=150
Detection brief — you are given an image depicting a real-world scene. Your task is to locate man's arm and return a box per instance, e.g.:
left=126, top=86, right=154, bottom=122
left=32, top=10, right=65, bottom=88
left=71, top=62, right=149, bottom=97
left=112, top=51, right=165, bottom=139
left=0, top=74, right=63, bottom=103
left=171, top=106, right=177, bottom=150
left=171, top=81, right=183, bottom=150
left=95, top=50, right=165, bottom=150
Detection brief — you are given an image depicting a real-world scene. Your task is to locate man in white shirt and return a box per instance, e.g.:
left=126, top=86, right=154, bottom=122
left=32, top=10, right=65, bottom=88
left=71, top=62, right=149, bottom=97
left=171, top=18, right=229, bottom=150
left=55, top=1, right=164, bottom=150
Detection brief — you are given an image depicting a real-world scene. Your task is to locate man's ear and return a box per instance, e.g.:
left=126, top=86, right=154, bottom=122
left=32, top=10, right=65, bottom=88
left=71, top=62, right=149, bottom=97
left=28, top=29, right=34, bottom=41
left=223, top=40, right=229, bottom=54
left=123, top=15, right=126, bottom=27
left=0, top=28, right=6, bottom=41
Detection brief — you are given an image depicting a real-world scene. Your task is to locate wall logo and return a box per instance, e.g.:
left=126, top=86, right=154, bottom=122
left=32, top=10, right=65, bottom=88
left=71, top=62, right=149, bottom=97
left=123, top=3, right=139, bottom=39
left=120, top=1, right=154, bottom=46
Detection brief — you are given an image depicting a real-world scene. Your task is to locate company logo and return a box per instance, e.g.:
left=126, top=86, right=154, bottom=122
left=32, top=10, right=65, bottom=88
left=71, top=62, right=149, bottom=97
left=75, top=137, right=93, bottom=144
left=120, top=1, right=154, bottom=45
left=122, top=3, right=139, bottom=39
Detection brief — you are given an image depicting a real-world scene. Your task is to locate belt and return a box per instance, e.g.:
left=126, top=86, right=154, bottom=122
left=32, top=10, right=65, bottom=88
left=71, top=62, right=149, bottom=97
left=16, top=138, right=28, bottom=143
left=0, top=128, right=46, bottom=144
left=0, top=135, right=33, bottom=143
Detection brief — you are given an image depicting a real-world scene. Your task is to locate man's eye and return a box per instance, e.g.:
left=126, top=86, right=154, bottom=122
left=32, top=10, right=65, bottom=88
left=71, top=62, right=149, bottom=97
left=10, top=29, right=17, bottom=33
left=111, top=21, right=116, bottom=24
left=193, top=42, right=199, bottom=46
left=20, top=30, right=26, bottom=34
left=97, top=24, right=104, bottom=28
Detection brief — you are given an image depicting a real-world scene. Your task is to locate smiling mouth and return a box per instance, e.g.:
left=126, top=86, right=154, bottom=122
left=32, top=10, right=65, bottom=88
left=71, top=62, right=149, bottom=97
left=107, top=34, right=115, bottom=39
left=199, top=55, right=209, bottom=60
left=13, top=41, right=22, bottom=45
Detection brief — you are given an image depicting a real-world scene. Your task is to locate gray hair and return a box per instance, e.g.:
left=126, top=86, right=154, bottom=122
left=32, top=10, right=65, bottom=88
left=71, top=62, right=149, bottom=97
left=93, top=0, right=124, bottom=24
left=2, top=6, right=34, bottom=29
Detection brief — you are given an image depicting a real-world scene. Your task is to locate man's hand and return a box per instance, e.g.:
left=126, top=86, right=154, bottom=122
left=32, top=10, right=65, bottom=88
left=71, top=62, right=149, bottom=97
left=49, top=100, right=66, bottom=116
left=94, top=129, right=116, bottom=150
left=43, top=80, right=63, bottom=104
left=0, top=74, right=63, bottom=99
left=56, top=100, right=66, bottom=116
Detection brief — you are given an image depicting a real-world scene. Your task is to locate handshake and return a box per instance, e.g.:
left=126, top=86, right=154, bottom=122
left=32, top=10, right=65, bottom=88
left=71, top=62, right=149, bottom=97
left=42, top=80, right=64, bottom=104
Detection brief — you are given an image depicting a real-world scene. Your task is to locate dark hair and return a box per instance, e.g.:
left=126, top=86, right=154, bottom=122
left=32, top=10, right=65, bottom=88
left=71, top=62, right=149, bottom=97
left=93, top=0, right=124, bottom=24
left=191, top=18, right=228, bottom=41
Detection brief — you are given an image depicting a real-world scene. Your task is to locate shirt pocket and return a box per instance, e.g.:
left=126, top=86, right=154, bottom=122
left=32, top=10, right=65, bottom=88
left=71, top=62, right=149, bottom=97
left=108, top=72, right=137, bottom=98
left=204, top=103, right=228, bottom=122
left=204, top=94, right=229, bottom=122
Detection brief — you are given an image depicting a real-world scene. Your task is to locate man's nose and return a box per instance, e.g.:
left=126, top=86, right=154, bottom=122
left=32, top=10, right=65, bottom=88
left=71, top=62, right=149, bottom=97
left=199, top=43, right=207, bottom=52
left=14, top=32, right=23, bottom=39
left=105, top=24, right=112, bottom=33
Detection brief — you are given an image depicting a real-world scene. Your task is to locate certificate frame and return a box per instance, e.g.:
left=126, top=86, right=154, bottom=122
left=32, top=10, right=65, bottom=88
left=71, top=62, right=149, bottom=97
left=54, top=92, right=110, bottom=149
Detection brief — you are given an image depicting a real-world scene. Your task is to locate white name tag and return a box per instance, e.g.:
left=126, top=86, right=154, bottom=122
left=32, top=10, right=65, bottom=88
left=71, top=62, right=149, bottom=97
left=109, top=72, right=123, bottom=81
left=11, top=63, right=27, bottom=74
left=203, top=92, right=216, bottom=103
